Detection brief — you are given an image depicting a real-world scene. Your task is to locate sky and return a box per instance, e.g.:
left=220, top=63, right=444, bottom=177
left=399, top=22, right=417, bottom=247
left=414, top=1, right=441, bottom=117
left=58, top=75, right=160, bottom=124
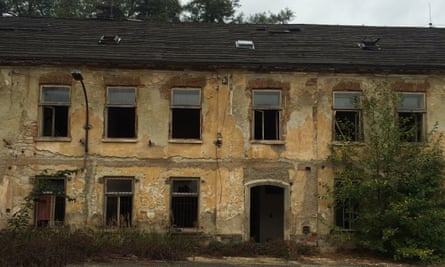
left=239, top=0, right=445, bottom=27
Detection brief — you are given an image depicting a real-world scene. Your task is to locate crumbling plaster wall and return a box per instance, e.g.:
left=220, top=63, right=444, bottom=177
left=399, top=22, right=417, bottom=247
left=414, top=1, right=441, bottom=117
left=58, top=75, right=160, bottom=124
left=1, top=66, right=444, bottom=240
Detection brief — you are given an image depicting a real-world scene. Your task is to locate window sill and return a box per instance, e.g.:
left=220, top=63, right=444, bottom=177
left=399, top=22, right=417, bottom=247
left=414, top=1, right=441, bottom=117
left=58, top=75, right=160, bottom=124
left=169, top=139, right=203, bottom=144
left=102, top=138, right=138, bottom=143
left=250, top=140, right=285, bottom=145
left=35, top=137, right=72, bottom=142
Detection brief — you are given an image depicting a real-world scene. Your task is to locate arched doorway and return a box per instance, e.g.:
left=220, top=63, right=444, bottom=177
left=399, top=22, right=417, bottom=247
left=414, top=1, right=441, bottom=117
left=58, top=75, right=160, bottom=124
left=249, top=185, right=284, bottom=242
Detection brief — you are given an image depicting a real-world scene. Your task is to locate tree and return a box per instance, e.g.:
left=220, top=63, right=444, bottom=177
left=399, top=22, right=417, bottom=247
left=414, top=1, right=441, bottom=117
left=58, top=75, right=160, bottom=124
left=246, top=8, right=295, bottom=24
left=183, top=0, right=240, bottom=23
left=330, top=83, right=445, bottom=262
left=133, top=0, right=181, bottom=22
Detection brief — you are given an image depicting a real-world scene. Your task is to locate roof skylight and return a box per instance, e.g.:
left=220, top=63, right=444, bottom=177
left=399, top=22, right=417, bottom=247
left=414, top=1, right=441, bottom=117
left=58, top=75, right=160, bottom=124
left=235, top=40, right=255, bottom=49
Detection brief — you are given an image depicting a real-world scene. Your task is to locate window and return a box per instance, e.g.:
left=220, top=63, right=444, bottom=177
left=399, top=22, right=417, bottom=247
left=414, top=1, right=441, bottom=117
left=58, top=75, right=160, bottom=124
left=170, top=179, right=199, bottom=228
left=171, top=88, right=201, bottom=139
left=398, top=93, right=425, bottom=142
left=34, top=178, right=66, bottom=227
left=106, top=87, right=136, bottom=138
left=334, top=180, right=358, bottom=230
left=333, top=92, right=362, bottom=141
left=40, top=86, right=70, bottom=137
left=252, top=90, right=281, bottom=140
left=105, top=178, right=133, bottom=227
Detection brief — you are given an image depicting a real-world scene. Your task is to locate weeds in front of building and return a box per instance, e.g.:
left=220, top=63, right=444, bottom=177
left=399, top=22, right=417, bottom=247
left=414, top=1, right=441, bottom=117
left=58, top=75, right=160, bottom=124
left=0, top=228, right=314, bottom=267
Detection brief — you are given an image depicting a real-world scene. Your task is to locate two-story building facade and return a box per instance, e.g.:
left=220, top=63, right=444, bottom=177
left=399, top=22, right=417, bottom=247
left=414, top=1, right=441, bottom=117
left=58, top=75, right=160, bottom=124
left=1, top=17, right=445, bottom=244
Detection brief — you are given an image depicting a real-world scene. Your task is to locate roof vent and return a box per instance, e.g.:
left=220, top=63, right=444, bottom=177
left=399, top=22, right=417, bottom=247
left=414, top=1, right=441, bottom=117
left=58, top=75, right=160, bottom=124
left=235, top=40, right=255, bottom=49
left=269, top=28, right=300, bottom=34
left=98, top=35, right=121, bottom=45
left=358, top=38, right=381, bottom=51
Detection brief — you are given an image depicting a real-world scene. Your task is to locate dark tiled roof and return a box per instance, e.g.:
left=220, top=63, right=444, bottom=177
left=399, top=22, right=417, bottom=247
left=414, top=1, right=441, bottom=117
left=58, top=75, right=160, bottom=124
left=1, top=17, right=445, bottom=73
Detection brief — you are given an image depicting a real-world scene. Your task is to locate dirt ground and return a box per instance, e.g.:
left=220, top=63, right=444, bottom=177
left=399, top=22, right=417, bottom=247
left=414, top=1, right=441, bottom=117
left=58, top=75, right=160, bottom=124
left=68, top=253, right=423, bottom=267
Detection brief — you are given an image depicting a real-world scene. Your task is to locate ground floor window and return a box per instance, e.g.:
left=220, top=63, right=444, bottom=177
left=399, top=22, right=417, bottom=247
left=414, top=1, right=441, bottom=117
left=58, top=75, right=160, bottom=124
left=170, top=179, right=199, bottom=228
left=34, top=178, right=66, bottom=227
left=334, top=180, right=358, bottom=230
left=105, top=177, right=133, bottom=227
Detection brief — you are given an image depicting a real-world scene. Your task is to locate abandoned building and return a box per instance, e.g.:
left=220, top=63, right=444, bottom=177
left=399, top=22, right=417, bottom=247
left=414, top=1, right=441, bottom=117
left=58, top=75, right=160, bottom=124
left=0, top=16, right=445, bottom=244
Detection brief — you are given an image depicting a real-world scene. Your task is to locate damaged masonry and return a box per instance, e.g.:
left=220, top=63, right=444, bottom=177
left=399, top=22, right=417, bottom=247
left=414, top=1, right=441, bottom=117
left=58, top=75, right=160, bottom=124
left=1, top=17, right=445, bottom=246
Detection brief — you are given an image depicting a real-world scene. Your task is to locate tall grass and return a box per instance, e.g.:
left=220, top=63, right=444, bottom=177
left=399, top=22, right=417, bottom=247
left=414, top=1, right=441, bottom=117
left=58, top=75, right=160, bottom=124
left=0, top=228, right=313, bottom=266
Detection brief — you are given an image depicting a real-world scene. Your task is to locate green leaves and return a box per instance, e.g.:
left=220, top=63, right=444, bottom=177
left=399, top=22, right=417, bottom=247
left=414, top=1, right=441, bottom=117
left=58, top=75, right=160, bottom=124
left=330, top=83, right=445, bottom=263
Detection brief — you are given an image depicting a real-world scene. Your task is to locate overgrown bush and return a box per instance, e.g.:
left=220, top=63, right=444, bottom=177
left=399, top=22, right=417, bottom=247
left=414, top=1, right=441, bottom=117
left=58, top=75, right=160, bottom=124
left=330, top=84, right=445, bottom=263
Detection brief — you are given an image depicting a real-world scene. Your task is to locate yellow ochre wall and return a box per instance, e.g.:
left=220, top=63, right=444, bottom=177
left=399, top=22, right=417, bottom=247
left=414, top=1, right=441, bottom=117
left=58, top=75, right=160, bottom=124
left=1, top=66, right=444, bottom=242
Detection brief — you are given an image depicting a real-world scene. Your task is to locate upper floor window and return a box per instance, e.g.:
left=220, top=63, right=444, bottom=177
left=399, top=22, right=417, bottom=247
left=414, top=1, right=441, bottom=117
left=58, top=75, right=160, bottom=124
left=105, top=177, right=134, bottom=227
left=252, top=90, right=282, bottom=140
left=106, top=87, right=136, bottom=138
left=333, top=92, right=362, bottom=142
left=171, top=88, right=201, bottom=139
left=398, top=93, right=425, bottom=142
left=40, top=86, right=70, bottom=137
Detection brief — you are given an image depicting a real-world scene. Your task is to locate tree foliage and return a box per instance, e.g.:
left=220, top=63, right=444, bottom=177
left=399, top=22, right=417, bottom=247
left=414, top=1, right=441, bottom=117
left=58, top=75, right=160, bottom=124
left=330, top=83, right=445, bottom=262
left=1, top=0, right=295, bottom=24
left=245, top=8, right=295, bottom=24
left=183, top=0, right=240, bottom=23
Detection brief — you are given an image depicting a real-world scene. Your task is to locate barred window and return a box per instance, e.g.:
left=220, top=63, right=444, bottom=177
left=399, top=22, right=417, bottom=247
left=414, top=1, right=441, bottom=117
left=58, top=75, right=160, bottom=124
left=170, top=179, right=199, bottom=228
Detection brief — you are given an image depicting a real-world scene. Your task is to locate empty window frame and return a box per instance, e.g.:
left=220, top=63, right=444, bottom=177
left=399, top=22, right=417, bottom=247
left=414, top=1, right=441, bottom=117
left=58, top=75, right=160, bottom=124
left=170, top=179, right=199, bottom=228
left=106, top=87, right=136, bottom=138
left=334, top=180, right=358, bottom=230
left=40, top=86, right=70, bottom=137
left=252, top=90, right=282, bottom=140
left=398, top=93, right=425, bottom=142
left=171, top=88, right=201, bottom=139
left=333, top=92, right=362, bottom=141
left=105, top=178, right=133, bottom=227
left=34, top=178, right=66, bottom=227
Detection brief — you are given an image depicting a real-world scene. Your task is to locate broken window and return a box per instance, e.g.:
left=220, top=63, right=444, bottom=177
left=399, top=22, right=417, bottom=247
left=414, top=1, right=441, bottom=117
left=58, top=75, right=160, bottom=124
left=252, top=90, right=281, bottom=140
left=40, top=86, right=70, bottom=137
left=398, top=93, right=425, bottom=142
left=34, top=178, right=66, bottom=227
left=106, top=87, right=136, bottom=138
left=333, top=92, right=362, bottom=141
left=170, top=179, right=199, bottom=228
left=171, top=88, right=201, bottom=139
left=105, top=178, right=133, bottom=227
left=334, top=180, right=358, bottom=230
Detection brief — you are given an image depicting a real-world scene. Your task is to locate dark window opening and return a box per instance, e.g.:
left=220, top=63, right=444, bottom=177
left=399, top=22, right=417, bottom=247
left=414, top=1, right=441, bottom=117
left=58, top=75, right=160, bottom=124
left=171, top=89, right=201, bottom=140
left=106, top=87, right=136, bottom=139
left=171, top=108, right=201, bottom=139
left=35, top=178, right=65, bottom=227
left=398, top=93, right=425, bottom=143
left=334, top=111, right=361, bottom=141
left=335, top=198, right=358, bottom=230
left=252, top=90, right=282, bottom=141
left=399, top=112, right=423, bottom=142
left=107, top=107, right=136, bottom=138
left=171, top=180, right=199, bottom=228
left=254, top=110, right=280, bottom=140
left=333, top=92, right=362, bottom=142
left=334, top=181, right=358, bottom=230
left=106, top=196, right=132, bottom=227
left=42, top=106, right=69, bottom=137
left=105, top=178, right=133, bottom=227
left=40, top=86, right=70, bottom=138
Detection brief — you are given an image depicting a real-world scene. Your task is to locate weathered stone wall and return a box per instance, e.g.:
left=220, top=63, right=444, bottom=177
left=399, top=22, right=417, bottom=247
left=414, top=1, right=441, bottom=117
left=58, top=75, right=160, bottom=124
left=1, top=66, right=444, bottom=241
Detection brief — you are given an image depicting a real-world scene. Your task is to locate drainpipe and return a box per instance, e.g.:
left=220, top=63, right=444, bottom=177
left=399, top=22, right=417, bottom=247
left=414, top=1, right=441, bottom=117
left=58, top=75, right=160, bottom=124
left=71, top=71, right=90, bottom=155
